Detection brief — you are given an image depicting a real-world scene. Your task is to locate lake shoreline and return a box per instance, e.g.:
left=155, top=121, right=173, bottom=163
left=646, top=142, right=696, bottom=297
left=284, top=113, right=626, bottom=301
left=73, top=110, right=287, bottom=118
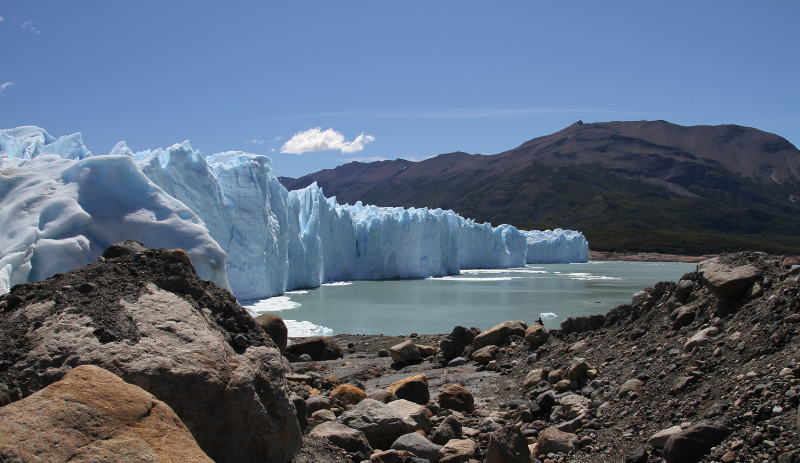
left=589, top=250, right=715, bottom=263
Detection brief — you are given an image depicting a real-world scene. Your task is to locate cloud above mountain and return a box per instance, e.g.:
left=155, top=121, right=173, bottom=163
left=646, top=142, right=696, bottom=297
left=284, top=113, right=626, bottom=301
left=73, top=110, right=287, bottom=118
left=281, top=128, right=374, bottom=155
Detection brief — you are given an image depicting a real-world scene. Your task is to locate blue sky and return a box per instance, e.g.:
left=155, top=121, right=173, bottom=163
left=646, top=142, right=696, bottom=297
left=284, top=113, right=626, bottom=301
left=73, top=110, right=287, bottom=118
left=1, top=2, right=798, bottom=179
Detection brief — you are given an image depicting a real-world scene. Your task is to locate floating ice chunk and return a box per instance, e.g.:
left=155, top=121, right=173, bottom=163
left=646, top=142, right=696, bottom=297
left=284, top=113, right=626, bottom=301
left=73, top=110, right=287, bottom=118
left=284, top=320, right=334, bottom=337
left=242, top=296, right=300, bottom=315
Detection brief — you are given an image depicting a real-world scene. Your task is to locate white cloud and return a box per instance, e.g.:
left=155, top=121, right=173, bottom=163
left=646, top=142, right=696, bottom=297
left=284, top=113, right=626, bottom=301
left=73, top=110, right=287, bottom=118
left=0, top=16, right=4, bottom=21
left=281, top=128, right=375, bottom=155
left=245, top=139, right=265, bottom=145
left=0, top=82, right=14, bottom=95
left=21, top=20, right=39, bottom=33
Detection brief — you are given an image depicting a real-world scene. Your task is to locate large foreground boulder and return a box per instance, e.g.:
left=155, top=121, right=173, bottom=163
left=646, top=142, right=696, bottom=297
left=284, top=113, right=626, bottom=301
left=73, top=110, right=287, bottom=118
left=0, top=244, right=301, bottom=463
left=0, top=365, right=213, bottom=463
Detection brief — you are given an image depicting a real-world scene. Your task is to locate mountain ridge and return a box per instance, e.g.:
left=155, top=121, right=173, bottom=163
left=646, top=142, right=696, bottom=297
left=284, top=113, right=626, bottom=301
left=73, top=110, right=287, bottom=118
left=280, top=120, right=800, bottom=255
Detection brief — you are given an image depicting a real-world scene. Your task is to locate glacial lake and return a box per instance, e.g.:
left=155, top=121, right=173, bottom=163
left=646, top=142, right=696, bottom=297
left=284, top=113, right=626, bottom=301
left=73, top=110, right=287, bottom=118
left=244, top=261, right=696, bottom=337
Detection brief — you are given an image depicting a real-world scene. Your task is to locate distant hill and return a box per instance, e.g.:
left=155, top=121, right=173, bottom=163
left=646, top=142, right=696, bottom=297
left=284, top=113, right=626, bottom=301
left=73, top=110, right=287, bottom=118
left=280, top=121, right=800, bottom=255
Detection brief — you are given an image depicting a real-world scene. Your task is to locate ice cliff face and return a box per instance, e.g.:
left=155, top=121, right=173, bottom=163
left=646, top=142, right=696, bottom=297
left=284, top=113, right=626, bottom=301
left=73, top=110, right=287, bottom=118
left=522, top=229, right=589, bottom=264
left=0, top=128, right=229, bottom=294
left=0, top=126, right=588, bottom=299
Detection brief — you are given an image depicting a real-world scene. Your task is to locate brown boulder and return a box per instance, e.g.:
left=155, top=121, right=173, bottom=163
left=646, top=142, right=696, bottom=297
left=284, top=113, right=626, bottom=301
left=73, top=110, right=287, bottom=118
left=437, top=384, right=474, bottom=413
left=472, top=345, right=500, bottom=364
left=255, top=313, right=288, bottom=353
left=525, top=325, right=549, bottom=344
left=0, top=365, right=213, bottom=463
left=331, top=384, right=367, bottom=406
left=472, top=321, right=527, bottom=351
left=286, top=336, right=342, bottom=360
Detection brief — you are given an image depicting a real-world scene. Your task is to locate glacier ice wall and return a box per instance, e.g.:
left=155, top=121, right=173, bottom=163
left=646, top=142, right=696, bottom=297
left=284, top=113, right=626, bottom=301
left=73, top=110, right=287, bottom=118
left=0, top=128, right=230, bottom=294
left=522, top=229, right=589, bottom=263
left=1, top=126, right=589, bottom=299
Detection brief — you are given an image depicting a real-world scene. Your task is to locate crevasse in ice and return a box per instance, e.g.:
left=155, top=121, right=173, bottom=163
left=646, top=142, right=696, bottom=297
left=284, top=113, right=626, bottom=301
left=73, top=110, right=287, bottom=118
left=0, top=126, right=588, bottom=299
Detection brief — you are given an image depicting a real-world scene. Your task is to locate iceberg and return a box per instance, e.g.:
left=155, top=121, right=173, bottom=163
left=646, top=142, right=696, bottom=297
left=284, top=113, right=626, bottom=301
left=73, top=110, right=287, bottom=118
left=1, top=126, right=589, bottom=299
left=522, top=229, right=589, bottom=264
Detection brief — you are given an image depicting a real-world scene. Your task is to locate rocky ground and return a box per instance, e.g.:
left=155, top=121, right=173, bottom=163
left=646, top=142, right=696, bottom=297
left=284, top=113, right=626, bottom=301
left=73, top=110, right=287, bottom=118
left=286, top=252, right=800, bottom=463
left=2, top=245, right=799, bottom=463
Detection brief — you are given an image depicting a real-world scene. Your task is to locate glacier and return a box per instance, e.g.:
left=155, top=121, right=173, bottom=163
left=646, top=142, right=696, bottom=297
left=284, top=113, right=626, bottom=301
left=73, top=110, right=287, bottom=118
left=522, top=229, right=590, bottom=264
left=0, top=126, right=588, bottom=299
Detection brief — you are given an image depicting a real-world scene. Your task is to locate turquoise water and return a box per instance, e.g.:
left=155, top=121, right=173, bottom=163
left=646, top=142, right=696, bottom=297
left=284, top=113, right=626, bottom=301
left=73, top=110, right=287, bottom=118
left=244, top=261, right=695, bottom=336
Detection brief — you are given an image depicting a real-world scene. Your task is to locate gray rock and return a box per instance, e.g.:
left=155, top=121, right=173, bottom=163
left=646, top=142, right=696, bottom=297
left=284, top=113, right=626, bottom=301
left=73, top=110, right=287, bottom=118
left=291, top=395, right=308, bottom=431
left=671, top=305, right=697, bottom=330
left=536, top=427, right=578, bottom=454
left=311, top=409, right=336, bottom=422
left=684, top=327, right=719, bottom=352
left=697, top=258, right=760, bottom=297
left=565, top=359, right=591, bottom=380
left=368, top=390, right=399, bottom=404
left=392, top=432, right=442, bottom=462
left=648, top=425, right=683, bottom=449
left=439, top=326, right=479, bottom=360
left=447, top=357, right=467, bottom=367
left=626, top=446, right=648, bottom=463
left=306, top=395, right=333, bottom=414
left=338, top=398, right=411, bottom=449
left=485, top=426, right=531, bottom=463
left=472, top=321, right=527, bottom=351
left=663, top=423, right=729, bottom=463
left=387, top=399, right=432, bottom=434
left=619, top=379, right=644, bottom=397
left=438, top=439, right=475, bottom=463
left=286, top=337, right=341, bottom=361
left=430, top=414, right=462, bottom=445
left=391, top=340, right=422, bottom=364
left=310, top=421, right=373, bottom=461
left=559, top=394, right=591, bottom=419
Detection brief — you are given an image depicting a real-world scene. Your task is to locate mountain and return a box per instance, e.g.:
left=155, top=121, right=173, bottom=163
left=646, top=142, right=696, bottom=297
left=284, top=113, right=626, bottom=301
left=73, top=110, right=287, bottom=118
left=280, top=120, right=800, bottom=255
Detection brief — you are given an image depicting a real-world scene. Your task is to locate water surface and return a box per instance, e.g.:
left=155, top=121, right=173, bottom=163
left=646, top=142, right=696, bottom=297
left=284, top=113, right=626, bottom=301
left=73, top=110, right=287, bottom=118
left=244, top=261, right=695, bottom=336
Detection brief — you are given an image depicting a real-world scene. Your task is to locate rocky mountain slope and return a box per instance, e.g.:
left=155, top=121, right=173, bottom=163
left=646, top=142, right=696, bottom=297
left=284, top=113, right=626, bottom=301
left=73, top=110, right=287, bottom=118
left=281, top=121, right=800, bottom=255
